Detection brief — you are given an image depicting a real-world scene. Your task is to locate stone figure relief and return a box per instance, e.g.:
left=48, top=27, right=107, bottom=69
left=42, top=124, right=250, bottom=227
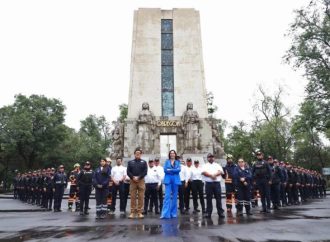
left=181, top=102, right=200, bottom=153
left=110, top=119, right=124, bottom=159
left=211, top=121, right=225, bottom=158
left=136, top=102, right=156, bottom=153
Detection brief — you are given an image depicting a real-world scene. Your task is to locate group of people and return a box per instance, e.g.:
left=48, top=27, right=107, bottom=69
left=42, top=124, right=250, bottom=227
left=13, top=148, right=327, bottom=220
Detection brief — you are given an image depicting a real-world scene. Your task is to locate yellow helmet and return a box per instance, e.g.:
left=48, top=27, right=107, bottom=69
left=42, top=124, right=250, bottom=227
left=226, top=154, right=233, bottom=160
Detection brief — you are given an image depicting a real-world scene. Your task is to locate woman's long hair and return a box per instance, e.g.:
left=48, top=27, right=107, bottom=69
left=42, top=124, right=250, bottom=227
left=168, top=149, right=178, bottom=160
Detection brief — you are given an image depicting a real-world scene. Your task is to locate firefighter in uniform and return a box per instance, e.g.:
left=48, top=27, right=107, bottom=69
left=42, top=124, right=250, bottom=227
left=68, top=163, right=81, bottom=211
left=222, top=154, right=237, bottom=213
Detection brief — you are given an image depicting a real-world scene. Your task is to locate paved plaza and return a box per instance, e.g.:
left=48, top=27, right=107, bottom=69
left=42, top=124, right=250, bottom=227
left=0, top=196, right=329, bottom=242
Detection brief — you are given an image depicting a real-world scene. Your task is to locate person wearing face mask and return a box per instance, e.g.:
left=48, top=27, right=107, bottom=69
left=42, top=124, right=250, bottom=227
left=93, top=158, right=111, bottom=219
left=252, top=151, right=272, bottom=213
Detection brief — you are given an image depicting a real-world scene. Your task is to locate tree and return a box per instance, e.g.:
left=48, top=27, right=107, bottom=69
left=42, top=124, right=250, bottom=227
left=0, top=94, right=66, bottom=169
left=291, top=100, right=329, bottom=169
left=284, top=0, right=330, bottom=138
left=118, top=104, right=128, bottom=122
left=225, top=121, right=255, bottom=163
left=252, top=86, right=293, bottom=161
left=79, top=114, right=111, bottom=161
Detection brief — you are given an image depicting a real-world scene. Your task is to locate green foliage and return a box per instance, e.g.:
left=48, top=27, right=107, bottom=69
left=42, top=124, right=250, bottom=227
left=285, top=0, right=330, bottom=138
left=225, top=86, right=294, bottom=163
left=207, top=92, right=218, bottom=116
left=78, top=114, right=111, bottom=162
left=119, top=104, right=128, bottom=122
left=225, top=121, right=254, bottom=163
left=291, top=100, right=329, bottom=170
left=0, top=94, right=66, bottom=169
left=252, top=86, right=293, bottom=161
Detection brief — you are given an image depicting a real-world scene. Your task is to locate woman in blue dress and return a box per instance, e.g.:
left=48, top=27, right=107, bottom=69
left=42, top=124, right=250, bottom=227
left=160, top=150, right=181, bottom=219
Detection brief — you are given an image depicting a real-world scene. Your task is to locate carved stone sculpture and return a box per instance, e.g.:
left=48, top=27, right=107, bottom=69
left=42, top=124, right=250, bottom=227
left=110, top=120, right=124, bottom=159
left=136, top=102, right=155, bottom=153
left=211, top=121, right=225, bottom=158
left=181, top=102, right=200, bottom=153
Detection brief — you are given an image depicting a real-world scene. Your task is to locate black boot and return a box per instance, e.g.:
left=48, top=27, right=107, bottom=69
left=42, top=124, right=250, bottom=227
left=245, top=205, right=252, bottom=215
left=236, top=204, right=243, bottom=216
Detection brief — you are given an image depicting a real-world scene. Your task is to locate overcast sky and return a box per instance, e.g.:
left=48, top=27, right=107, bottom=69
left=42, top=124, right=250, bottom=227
left=0, top=0, right=310, bottom=131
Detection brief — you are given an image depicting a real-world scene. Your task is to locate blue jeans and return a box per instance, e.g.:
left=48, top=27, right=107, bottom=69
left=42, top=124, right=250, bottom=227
left=161, top=182, right=178, bottom=219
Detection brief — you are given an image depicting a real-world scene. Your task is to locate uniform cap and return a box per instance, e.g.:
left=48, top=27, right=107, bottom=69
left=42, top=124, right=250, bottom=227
left=194, top=160, right=199, bottom=163
left=74, top=163, right=80, bottom=167
left=186, top=157, right=192, bottom=161
left=85, top=161, right=91, bottom=165
left=59, top=165, right=64, bottom=168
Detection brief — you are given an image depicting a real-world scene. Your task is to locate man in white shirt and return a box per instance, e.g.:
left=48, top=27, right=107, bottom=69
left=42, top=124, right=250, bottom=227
left=184, top=158, right=193, bottom=213
left=144, top=159, right=162, bottom=214
left=110, top=157, right=126, bottom=214
left=202, top=153, right=225, bottom=218
left=178, top=156, right=186, bottom=214
left=191, top=160, right=205, bottom=214
left=153, top=157, right=164, bottom=212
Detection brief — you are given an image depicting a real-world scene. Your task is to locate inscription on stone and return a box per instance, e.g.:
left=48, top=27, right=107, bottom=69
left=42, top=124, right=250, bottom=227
left=156, top=120, right=180, bottom=127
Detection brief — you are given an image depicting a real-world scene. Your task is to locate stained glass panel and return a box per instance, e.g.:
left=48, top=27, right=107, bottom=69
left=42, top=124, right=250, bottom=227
left=162, top=66, right=174, bottom=90
left=162, top=92, right=174, bottom=116
left=161, top=19, right=174, bottom=116
left=162, top=50, right=173, bottom=65
left=162, top=33, right=173, bottom=49
left=161, top=19, right=173, bottom=33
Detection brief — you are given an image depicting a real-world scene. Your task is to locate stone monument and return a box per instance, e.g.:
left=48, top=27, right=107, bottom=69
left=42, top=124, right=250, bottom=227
left=114, top=8, right=224, bottom=161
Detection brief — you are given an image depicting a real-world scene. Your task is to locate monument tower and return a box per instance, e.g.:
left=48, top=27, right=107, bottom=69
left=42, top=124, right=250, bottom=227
left=111, top=8, right=224, bottom=161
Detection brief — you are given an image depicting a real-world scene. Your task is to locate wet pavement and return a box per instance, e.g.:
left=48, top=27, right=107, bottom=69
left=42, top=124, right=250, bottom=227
left=0, top=197, right=330, bottom=242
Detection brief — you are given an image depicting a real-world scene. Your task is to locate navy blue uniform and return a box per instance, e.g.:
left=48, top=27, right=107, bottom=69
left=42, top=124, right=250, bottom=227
left=234, top=165, right=252, bottom=215
left=78, top=169, right=94, bottom=214
left=270, top=164, right=283, bottom=209
left=252, top=160, right=272, bottom=212
left=93, top=165, right=111, bottom=218
left=53, top=171, right=67, bottom=211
